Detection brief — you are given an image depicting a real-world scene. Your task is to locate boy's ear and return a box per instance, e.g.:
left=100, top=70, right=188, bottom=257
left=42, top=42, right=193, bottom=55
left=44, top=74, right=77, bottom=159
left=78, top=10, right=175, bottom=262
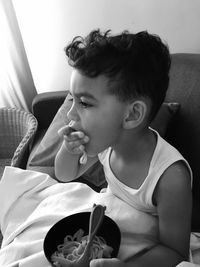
left=123, top=100, right=147, bottom=129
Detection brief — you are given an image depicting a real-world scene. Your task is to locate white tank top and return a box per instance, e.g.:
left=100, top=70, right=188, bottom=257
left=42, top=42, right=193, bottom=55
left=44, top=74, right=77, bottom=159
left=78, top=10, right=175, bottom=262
left=98, top=129, right=192, bottom=214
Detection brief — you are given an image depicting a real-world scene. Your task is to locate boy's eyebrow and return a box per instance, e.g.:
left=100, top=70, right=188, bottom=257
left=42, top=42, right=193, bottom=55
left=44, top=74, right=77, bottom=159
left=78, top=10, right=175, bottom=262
left=69, top=91, right=97, bottom=101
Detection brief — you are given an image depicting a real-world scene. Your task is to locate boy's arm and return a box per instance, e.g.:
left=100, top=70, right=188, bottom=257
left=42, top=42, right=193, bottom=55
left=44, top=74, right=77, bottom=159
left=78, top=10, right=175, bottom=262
left=55, top=140, right=98, bottom=182
left=128, top=161, right=192, bottom=267
left=90, top=161, right=192, bottom=267
left=55, top=125, right=98, bottom=182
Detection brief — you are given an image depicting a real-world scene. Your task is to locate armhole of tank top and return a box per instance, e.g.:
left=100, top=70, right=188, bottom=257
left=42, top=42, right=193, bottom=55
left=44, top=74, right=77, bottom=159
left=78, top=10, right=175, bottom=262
left=147, top=158, right=192, bottom=207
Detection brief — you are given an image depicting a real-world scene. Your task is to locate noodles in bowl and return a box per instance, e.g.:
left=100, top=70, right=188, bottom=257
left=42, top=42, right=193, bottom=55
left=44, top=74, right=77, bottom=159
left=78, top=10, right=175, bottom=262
left=51, top=229, right=113, bottom=266
left=43, top=212, right=121, bottom=267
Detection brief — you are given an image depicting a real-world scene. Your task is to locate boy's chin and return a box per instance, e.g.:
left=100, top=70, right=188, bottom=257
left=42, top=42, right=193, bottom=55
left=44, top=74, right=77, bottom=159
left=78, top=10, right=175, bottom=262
left=86, top=142, right=110, bottom=157
left=86, top=148, right=107, bottom=158
left=85, top=146, right=102, bottom=157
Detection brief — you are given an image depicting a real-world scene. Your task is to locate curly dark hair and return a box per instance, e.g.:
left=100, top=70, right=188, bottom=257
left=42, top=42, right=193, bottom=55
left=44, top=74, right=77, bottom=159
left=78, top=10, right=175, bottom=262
left=65, top=29, right=171, bottom=120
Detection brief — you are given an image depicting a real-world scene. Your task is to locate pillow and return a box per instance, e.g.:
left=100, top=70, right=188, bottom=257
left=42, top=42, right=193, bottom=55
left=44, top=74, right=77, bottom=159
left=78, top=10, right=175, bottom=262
left=150, top=102, right=180, bottom=136
left=28, top=94, right=71, bottom=167
left=27, top=94, right=180, bottom=187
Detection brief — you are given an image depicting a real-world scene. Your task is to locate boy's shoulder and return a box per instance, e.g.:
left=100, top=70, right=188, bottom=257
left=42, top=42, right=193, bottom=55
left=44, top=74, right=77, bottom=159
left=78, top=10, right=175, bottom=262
left=153, top=160, right=192, bottom=207
left=151, top=129, right=192, bottom=207
left=161, top=160, right=191, bottom=188
left=151, top=129, right=192, bottom=177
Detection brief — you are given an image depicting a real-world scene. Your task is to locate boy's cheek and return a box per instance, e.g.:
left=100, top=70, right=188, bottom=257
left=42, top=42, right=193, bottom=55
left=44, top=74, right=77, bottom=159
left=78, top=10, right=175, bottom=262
left=85, top=137, right=106, bottom=156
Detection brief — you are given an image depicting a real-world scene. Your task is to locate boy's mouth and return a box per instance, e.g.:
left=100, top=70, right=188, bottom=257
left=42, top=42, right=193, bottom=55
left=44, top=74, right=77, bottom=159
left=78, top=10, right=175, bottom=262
left=68, top=120, right=76, bottom=129
left=68, top=120, right=80, bottom=132
left=68, top=120, right=89, bottom=138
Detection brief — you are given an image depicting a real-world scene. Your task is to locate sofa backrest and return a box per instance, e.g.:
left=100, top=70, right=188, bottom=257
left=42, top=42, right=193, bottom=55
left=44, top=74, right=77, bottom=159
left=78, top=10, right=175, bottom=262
left=165, top=53, right=200, bottom=231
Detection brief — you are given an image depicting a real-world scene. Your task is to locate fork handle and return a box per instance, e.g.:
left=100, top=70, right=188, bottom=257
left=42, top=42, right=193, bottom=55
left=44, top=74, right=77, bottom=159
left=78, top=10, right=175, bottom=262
left=88, top=204, right=106, bottom=243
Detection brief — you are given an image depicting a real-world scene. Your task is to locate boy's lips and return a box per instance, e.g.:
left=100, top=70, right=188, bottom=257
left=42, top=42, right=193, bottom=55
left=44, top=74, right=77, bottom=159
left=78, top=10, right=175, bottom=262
left=68, top=120, right=80, bottom=132
left=68, top=120, right=76, bottom=129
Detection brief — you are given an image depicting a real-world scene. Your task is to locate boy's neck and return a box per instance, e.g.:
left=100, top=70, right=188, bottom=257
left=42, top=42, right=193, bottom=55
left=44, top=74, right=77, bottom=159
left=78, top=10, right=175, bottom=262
left=112, top=127, right=156, bottom=164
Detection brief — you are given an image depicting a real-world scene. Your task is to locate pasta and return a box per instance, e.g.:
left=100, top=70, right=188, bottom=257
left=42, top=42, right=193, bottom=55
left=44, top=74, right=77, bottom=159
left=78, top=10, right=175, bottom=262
left=51, top=228, right=113, bottom=267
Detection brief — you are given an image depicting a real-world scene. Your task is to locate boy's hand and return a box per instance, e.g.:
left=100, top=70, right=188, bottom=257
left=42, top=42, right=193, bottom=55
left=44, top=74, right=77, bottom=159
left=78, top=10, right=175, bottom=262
left=90, top=258, right=125, bottom=267
left=58, top=125, right=89, bottom=154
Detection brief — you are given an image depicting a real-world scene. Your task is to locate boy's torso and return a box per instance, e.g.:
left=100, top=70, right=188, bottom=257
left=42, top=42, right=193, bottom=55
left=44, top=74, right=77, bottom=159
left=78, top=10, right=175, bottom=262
left=103, top=129, right=158, bottom=190
left=98, top=129, right=192, bottom=212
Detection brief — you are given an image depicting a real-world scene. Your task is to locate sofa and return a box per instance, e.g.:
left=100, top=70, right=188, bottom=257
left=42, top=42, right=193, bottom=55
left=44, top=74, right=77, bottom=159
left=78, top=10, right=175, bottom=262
left=4, top=53, right=200, bottom=234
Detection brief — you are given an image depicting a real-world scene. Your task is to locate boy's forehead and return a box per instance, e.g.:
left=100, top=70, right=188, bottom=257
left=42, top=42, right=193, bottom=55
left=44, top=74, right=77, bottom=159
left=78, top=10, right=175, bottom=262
left=70, top=70, right=110, bottom=97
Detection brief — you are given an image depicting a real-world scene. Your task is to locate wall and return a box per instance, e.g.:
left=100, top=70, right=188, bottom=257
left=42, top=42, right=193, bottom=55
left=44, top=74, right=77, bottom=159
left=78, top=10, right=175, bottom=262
left=13, top=0, right=200, bottom=93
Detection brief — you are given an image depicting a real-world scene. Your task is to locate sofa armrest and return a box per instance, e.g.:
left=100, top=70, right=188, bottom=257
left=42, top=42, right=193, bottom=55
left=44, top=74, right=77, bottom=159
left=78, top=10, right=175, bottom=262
left=32, top=91, right=68, bottom=130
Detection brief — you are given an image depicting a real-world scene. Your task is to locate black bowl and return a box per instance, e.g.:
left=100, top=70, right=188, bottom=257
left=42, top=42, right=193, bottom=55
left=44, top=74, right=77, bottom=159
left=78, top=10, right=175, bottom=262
left=43, top=212, right=121, bottom=266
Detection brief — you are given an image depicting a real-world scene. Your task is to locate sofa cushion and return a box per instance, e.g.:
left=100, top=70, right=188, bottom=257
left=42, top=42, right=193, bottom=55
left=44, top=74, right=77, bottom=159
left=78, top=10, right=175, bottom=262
left=27, top=91, right=179, bottom=188
left=165, top=53, right=200, bottom=231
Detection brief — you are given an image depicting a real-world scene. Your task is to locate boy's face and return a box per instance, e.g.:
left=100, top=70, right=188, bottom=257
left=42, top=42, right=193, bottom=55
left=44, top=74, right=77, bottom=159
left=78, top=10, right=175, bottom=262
left=68, top=70, right=127, bottom=156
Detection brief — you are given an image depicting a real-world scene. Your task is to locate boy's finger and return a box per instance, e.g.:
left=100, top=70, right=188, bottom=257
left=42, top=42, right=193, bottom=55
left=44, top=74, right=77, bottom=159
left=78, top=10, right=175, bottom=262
left=64, top=133, right=89, bottom=143
left=73, top=145, right=85, bottom=153
left=66, top=139, right=84, bottom=149
left=57, top=125, right=72, bottom=136
left=70, top=131, right=85, bottom=139
left=90, top=258, right=121, bottom=267
left=64, top=134, right=79, bottom=142
left=58, top=127, right=87, bottom=142
left=64, top=144, right=84, bottom=154
left=63, top=135, right=85, bottom=150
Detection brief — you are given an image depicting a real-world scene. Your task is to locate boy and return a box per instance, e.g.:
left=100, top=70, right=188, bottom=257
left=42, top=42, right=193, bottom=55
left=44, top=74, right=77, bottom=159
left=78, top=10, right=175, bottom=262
left=55, top=30, right=192, bottom=267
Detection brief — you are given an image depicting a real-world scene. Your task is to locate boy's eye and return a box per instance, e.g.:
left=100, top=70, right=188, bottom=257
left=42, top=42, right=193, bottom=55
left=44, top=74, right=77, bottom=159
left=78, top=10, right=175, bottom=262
left=67, top=94, right=92, bottom=108
left=79, top=100, right=92, bottom=108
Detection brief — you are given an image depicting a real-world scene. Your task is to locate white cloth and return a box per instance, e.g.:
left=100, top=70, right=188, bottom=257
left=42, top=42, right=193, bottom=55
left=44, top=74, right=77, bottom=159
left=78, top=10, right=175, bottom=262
left=0, top=130, right=198, bottom=266
left=0, top=167, right=159, bottom=267
left=176, top=262, right=200, bottom=267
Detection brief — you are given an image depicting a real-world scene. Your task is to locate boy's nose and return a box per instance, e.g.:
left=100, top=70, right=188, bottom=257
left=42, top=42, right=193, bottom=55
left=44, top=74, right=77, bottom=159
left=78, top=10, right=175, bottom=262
left=67, top=103, right=79, bottom=123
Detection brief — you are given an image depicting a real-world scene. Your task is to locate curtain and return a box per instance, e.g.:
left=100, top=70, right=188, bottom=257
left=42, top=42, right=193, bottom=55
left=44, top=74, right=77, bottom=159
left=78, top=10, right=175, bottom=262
left=0, top=0, right=37, bottom=111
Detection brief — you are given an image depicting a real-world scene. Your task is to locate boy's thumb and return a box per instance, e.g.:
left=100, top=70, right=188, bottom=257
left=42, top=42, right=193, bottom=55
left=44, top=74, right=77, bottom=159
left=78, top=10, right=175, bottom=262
left=57, top=125, right=71, bottom=137
left=90, top=258, right=121, bottom=267
left=90, top=259, right=104, bottom=267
